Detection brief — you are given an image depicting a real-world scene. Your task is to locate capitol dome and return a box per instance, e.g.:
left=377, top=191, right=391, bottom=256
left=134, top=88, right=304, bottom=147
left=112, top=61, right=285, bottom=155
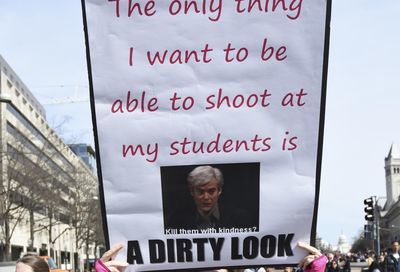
left=337, top=233, right=351, bottom=253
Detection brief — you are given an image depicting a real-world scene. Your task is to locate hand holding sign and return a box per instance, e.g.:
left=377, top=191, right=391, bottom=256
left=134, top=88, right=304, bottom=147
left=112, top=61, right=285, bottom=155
left=96, top=244, right=129, bottom=272
left=297, top=242, right=327, bottom=272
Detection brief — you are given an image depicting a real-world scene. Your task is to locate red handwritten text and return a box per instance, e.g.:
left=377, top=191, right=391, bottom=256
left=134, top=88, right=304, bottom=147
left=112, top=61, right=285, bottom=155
left=206, top=88, right=272, bottom=110
left=108, top=0, right=156, bottom=18
left=111, top=91, right=158, bottom=113
left=147, top=44, right=213, bottom=65
left=170, top=132, right=272, bottom=156
left=234, top=0, right=303, bottom=20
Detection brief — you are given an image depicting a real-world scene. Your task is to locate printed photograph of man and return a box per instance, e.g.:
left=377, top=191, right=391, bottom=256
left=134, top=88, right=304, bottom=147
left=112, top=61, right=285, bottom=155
left=162, top=163, right=259, bottom=233
left=188, top=165, right=224, bottom=229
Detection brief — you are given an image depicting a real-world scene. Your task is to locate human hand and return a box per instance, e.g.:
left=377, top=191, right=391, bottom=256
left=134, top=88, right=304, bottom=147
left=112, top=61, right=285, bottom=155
left=297, top=242, right=327, bottom=272
left=96, top=244, right=129, bottom=272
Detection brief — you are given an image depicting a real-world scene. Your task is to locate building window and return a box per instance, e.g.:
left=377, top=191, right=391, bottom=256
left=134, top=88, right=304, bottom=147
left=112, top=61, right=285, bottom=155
left=7, top=79, right=13, bottom=89
left=22, top=98, right=27, bottom=104
left=11, top=245, right=24, bottom=261
left=6, top=104, right=75, bottom=172
left=15, top=89, right=20, bottom=97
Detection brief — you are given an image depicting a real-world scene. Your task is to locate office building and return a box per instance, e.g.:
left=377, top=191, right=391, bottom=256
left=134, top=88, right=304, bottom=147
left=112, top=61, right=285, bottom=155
left=0, top=54, right=101, bottom=269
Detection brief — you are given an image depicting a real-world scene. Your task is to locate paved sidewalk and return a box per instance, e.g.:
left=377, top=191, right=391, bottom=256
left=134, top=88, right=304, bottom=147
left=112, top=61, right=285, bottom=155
left=0, top=262, right=15, bottom=272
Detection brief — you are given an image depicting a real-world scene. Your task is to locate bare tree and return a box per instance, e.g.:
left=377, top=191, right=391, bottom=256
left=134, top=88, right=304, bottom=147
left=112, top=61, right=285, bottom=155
left=0, top=120, right=80, bottom=261
left=0, top=111, right=101, bottom=267
left=0, top=132, right=52, bottom=260
left=69, top=170, right=104, bottom=271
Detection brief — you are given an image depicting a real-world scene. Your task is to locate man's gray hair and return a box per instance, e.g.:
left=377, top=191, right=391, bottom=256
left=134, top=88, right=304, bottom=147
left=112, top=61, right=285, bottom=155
left=187, top=165, right=224, bottom=188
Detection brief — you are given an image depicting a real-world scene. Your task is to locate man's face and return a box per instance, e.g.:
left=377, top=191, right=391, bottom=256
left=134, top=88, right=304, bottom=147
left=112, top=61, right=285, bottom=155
left=392, top=242, right=399, bottom=253
left=191, top=178, right=221, bottom=215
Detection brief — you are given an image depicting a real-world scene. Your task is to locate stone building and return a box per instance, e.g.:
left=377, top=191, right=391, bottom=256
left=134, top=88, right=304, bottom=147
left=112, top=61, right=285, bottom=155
left=336, top=233, right=351, bottom=253
left=379, top=144, right=400, bottom=245
left=0, top=54, right=101, bottom=269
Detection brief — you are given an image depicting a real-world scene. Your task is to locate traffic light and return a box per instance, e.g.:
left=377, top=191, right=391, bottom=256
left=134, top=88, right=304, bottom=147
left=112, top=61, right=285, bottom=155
left=364, top=197, right=374, bottom=221
left=364, top=224, right=373, bottom=239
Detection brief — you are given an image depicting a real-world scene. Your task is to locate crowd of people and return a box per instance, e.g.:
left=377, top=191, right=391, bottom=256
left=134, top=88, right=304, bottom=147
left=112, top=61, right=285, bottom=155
left=16, top=240, right=400, bottom=272
left=322, top=240, right=400, bottom=272
left=364, top=241, right=400, bottom=272
left=14, top=243, right=325, bottom=272
left=322, top=253, right=350, bottom=272
left=14, top=242, right=326, bottom=272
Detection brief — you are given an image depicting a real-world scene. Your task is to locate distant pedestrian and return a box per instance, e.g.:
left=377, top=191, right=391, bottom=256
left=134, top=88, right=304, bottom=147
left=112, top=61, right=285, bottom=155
left=370, top=255, right=385, bottom=272
left=327, top=260, right=342, bottom=272
left=325, top=253, right=336, bottom=272
left=339, top=254, right=351, bottom=272
left=367, top=252, right=376, bottom=267
left=384, top=241, right=400, bottom=272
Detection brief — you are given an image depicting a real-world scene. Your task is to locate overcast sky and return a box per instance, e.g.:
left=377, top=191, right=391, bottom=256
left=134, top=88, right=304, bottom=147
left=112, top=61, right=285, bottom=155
left=1, top=1, right=400, bottom=246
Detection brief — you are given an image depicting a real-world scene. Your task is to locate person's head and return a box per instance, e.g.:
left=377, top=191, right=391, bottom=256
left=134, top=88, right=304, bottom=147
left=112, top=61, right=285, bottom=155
left=327, top=253, right=334, bottom=262
left=283, top=267, right=293, bottom=272
left=188, top=166, right=223, bottom=215
left=16, top=255, right=50, bottom=272
left=392, top=241, right=400, bottom=253
left=331, top=261, right=338, bottom=269
left=379, top=255, right=385, bottom=263
left=368, top=251, right=376, bottom=258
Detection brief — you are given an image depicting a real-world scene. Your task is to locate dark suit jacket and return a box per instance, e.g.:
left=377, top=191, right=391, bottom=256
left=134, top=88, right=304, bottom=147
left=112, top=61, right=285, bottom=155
left=165, top=204, right=257, bottom=232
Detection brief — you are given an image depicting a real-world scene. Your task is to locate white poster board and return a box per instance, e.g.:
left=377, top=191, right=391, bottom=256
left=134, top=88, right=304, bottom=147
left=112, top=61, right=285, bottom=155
left=82, top=0, right=331, bottom=271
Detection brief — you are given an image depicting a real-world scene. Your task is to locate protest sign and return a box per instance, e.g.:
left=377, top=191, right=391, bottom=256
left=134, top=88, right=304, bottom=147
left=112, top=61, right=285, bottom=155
left=81, top=0, right=331, bottom=270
